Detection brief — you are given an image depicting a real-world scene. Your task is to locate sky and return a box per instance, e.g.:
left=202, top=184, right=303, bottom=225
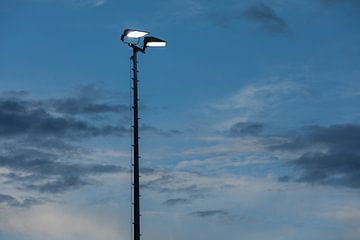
left=0, top=0, right=359, bottom=239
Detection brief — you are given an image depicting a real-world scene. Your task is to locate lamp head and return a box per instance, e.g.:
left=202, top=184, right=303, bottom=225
left=121, top=29, right=149, bottom=41
left=144, top=36, right=167, bottom=47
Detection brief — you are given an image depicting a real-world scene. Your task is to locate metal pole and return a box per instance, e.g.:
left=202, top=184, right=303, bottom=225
left=131, top=46, right=141, bottom=240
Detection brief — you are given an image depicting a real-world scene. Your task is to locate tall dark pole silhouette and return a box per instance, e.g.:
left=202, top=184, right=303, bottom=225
left=131, top=45, right=141, bottom=240
left=121, top=29, right=166, bottom=240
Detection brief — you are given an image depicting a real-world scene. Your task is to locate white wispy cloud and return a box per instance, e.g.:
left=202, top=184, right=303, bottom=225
left=84, top=149, right=131, bottom=162
left=212, top=81, right=302, bottom=111
left=183, top=136, right=267, bottom=155
left=0, top=203, right=126, bottom=240
left=320, top=205, right=360, bottom=222
left=31, top=0, right=107, bottom=7
left=317, top=203, right=360, bottom=240
left=93, top=0, right=106, bottom=7
left=176, top=155, right=273, bottom=171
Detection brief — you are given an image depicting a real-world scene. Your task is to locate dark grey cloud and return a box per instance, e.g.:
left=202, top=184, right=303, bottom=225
left=273, top=124, right=360, bottom=188
left=241, top=3, right=288, bottom=34
left=0, top=94, right=180, bottom=140
left=228, top=121, right=264, bottom=137
left=0, top=88, right=129, bottom=196
left=1, top=84, right=128, bottom=116
left=23, top=137, right=78, bottom=152
left=204, top=3, right=288, bottom=34
left=272, top=124, right=360, bottom=151
left=163, top=198, right=191, bottom=206
left=191, top=210, right=228, bottom=218
left=0, top=193, right=39, bottom=207
left=47, top=84, right=128, bottom=115
left=0, top=148, right=125, bottom=193
left=0, top=98, right=129, bottom=139
left=0, top=87, right=179, bottom=197
left=3, top=156, right=124, bottom=183
left=278, top=175, right=291, bottom=182
left=2, top=90, right=29, bottom=98
left=30, top=176, right=89, bottom=194
left=0, top=193, right=18, bottom=206
left=49, top=98, right=128, bottom=115
left=293, top=151, right=360, bottom=188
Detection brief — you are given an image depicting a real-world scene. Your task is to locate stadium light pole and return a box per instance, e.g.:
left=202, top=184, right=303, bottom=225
left=121, top=29, right=166, bottom=240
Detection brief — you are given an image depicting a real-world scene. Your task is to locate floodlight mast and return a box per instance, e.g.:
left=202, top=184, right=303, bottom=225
left=121, top=29, right=166, bottom=240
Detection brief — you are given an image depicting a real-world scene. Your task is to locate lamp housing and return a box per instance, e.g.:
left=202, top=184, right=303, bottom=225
left=121, top=29, right=149, bottom=41
left=144, top=36, right=167, bottom=47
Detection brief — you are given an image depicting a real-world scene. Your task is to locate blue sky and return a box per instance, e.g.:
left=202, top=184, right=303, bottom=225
left=0, top=0, right=360, bottom=239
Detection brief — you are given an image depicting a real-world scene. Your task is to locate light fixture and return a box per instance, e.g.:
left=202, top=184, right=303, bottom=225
left=121, top=29, right=149, bottom=41
left=144, top=36, right=167, bottom=47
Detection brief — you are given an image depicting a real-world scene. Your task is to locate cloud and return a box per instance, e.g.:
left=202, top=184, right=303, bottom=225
left=141, top=169, right=219, bottom=199
left=0, top=98, right=129, bottom=139
left=2, top=90, right=29, bottom=98
left=50, top=98, right=128, bottom=115
left=176, top=154, right=273, bottom=175
left=183, top=136, right=267, bottom=156
left=0, top=194, right=19, bottom=207
left=162, top=198, right=191, bottom=206
left=205, top=3, right=289, bottom=34
left=0, top=87, right=180, bottom=196
left=228, top=121, right=264, bottom=137
left=140, top=124, right=182, bottom=137
left=272, top=124, right=360, bottom=188
left=140, top=167, right=274, bottom=202
left=46, top=84, right=128, bottom=115
left=241, top=3, right=288, bottom=33
left=167, top=0, right=289, bottom=34
left=318, top=204, right=360, bottom=240
left=93, top=0, right=106, bottom=7
left=278, top=175, right=291, bottom=182
left=31, top=176, right=89, bottom=194
left=0, top=194, right=39, bottom=208
left=1, top=148, right=125, bottom=193
left=0, top=204, right=124, bottom=240
left=212, top=81, right=300, bottom=112
left=1, top=83, right=128, bottom=116
left=191, top=209, right=228, bottom=218
left=0, top=92, right=179, bottom=139
left=34, top=0, right=107, bottom=8
left=142, top=173, right=203, bottom=195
